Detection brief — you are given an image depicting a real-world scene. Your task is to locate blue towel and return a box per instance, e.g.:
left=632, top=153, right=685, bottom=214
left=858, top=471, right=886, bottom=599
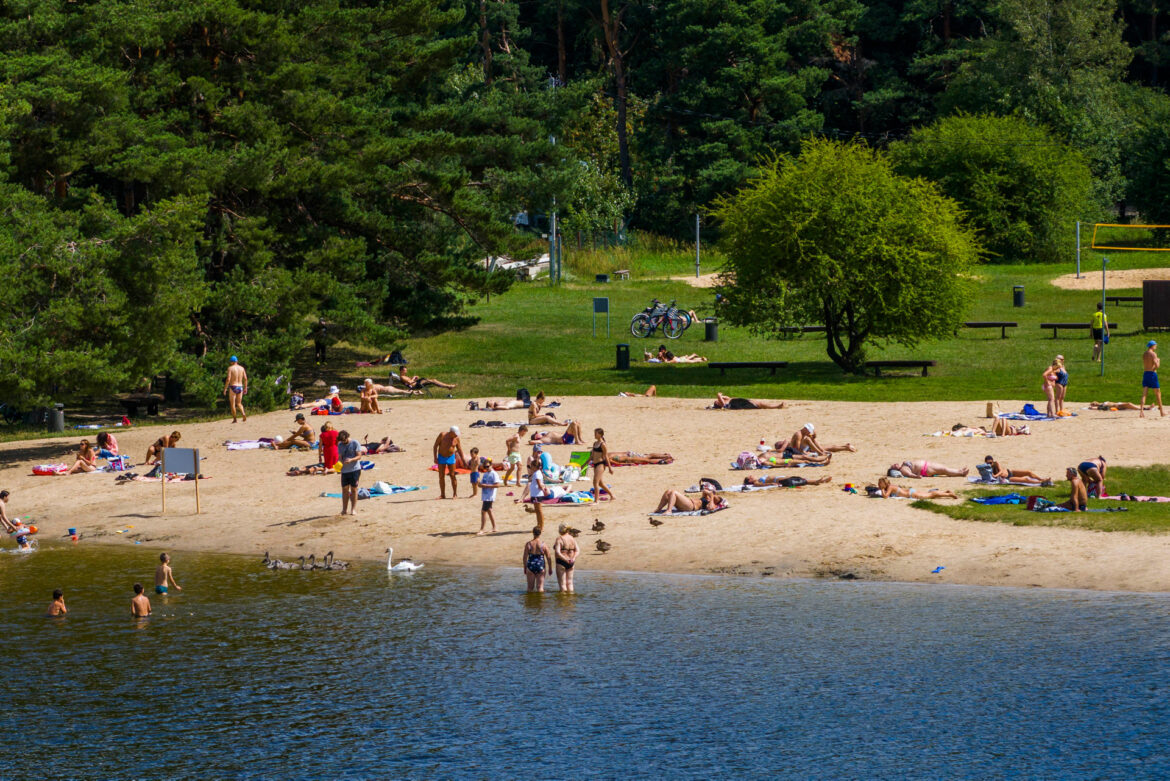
left=969, top=493, right=1026, bottom=505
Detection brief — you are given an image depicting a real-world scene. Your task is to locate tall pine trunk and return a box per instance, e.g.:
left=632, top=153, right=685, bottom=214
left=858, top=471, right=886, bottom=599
left=600, top=0, right=633, bottom=190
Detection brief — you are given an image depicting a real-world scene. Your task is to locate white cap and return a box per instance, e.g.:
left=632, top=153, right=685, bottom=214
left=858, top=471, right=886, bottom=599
left=364, top=378, right=373, bottom=384
left=329, top=385, right=339, bottom=394
left=450, top=425, right=460, bottom=436
left=804, top=423, right=815, bottom=434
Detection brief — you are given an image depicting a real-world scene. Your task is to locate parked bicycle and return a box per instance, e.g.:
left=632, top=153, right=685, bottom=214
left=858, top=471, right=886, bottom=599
left=630, top=299, right=687, bottom=339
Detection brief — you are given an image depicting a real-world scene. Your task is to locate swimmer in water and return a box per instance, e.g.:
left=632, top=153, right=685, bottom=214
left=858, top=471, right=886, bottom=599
left=155, top=553, right=181, bottom=595
left=131, top=583, right=152, bottom=618
left=46, top=589, right=66, bottom=616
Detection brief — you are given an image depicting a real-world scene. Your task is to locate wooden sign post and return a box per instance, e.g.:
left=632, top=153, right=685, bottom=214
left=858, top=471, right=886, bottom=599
left=161, top=447, right=202, bottom=514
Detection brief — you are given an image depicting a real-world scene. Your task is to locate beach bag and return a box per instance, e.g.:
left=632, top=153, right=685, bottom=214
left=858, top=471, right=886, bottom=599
left=371, top=481, right=393, bottom=495
left=975, top=463, right=995, bottom=482
left=1026, top=496, right=1052, bottom=511
left=357, top=487, right=371, bottom=499
left=109, top=455, right=130, bottom=472
left=735, top=451, right=758, bottom=470
left=516, top=388, right=530, bottom=403
left=560, top=465, right=581, bottom=483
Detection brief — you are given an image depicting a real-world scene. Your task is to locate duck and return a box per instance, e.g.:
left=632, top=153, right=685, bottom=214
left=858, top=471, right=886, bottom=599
left=591, top=520, right=605, bottom=533
left=595, top=540, right=611, bottom=553
left=386, top=547, right=424, bottom=572
left=567, top=527, right=581, bottom=537
left=649, top=518, right=664, bottom=528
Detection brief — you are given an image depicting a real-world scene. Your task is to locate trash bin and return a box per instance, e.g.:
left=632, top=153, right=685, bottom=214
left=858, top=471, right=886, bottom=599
left=704, top=318, right=718, bottom=342
left=616, top=343, right=630, bottom=370
left=595, top=274, right=609, bottom=283
left=50, top=403, right=64, bottom=433
left=1013, top=285, right=1025, bottom=307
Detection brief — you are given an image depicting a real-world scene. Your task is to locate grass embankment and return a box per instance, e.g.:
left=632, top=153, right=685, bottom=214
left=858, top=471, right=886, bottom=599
left=913, top=466, right=1170, bottom=533
left=324, top=244, right=1167, bottom=404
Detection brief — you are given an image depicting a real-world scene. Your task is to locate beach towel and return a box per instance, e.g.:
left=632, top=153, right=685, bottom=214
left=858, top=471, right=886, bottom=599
left=524, top=489, right=610, bottom=505
left=925, top=430, right=995, bottom=438
left=1116, top=494, right=1170, bottom=502
left=969, top=493, right=1026, bottom=505
left=612, top=456, right=673, bottom=466
left=320, top=484, right=424, bottom=499
left=650, top=505, right=728, bottom=517
left=967, top=476, right=1049, bottom=487
left=469, top=420, right=527, bottom=428
left=687, top=483, right=776, bottom=494
left=729, top=460, right=825, bottom=471
left=225, top=439, right=276, bottom=450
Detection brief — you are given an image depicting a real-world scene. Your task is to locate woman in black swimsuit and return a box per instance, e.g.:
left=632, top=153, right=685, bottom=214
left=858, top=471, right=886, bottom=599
left=589, top=428, right=615, bottom=500
left=554, top=524, right=579, bottom=593
left=523, top=526, right=552, bottom=593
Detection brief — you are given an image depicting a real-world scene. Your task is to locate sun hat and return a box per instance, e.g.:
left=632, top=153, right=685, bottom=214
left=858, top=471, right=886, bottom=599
left=804, top=423, right=815, bottom=434
left=329, top=385, right=339, bottom=394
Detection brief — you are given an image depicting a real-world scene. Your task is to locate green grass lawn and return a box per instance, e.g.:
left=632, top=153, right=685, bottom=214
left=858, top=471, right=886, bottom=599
left=913, top=466, right=1170, bottom=533
left=315, top=243, right=1168, bottom=404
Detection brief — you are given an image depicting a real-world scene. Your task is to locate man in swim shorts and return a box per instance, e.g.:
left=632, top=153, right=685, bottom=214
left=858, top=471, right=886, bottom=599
left=1059, top=467, right=1088, bottom=512
left=131, top=583, right=152, bottom=617
left=433, top=426, right=464, bottom=499
left=1140, top=340, right=1163, bottom=418
left=155, top=553, right=182, bottom=595
left=223, top=356, right=248, bottom=423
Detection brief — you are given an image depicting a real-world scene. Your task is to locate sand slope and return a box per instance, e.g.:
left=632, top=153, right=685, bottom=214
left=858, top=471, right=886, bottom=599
left=5, top=397, right=1168, bottom=592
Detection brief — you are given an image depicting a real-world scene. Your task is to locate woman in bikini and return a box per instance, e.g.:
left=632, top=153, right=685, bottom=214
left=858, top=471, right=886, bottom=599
left=656, top=345, right=707, bottom=363
left=553, top=524, right=579, bottom=593
left=876, top=477, right=957, bottom=499
left=887, top=459, right=968, bottom=478
left=1041, top=361, right=1059, bottom=418
left=618, top=385, right=657, bottom=397
left=523, top=526, right=553, bottom=593
left=530, top=420, right=584, bottom=446
left=145, top=431, right=181, bottom=465
left=396, top=366, right=455, bottom=391
left=1053, top=355, right=1068, bottom=415
left=950, top=421, right=1030, bottom=436
left=712, top=392, right=785, bottom=410
left=743, top=474, right=833, bottom=487
left=588, top=428, right=615, bottom=500
left=1077, top=456, right=1107, bottom=497
left=607, top=451, right=673, bottom=465
left=63, top=440, right=99, bottom=475
left=654, top=485, right=724, bottom=513
left=527, top=392, right=567, bottom=426
left=983, top=456, right=1052, bottom=486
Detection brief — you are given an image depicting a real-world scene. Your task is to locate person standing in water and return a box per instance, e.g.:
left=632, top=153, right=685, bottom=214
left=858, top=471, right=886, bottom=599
left=155, top=553, right=182, bottom=595
left=47, top=589, right=67, bottom=616
left=1140, top=340, right=1164, bottom=418
left=223, top=356, right=248, bottom=423
left=131, top=583, right=152, bottom=617
left=523, top=526, right=552, bottom=593
left=554, top=524, right=579, bottom=593
left=432, top=426, right=464, bottom=499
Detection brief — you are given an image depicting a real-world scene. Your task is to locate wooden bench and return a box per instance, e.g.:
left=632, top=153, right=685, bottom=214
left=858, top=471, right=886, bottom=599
left=119, top=395, right=161, bottom=417
left=865, top=360, right=936, bottom=377
left=708, top=361, right=789, bottom=376
left=777, top=325, right=826, bottom=334
left=964, top=321, right=1018, bottom=338
left=1105, top=295, right=1142, bottom=306
left=613, top=269, right=630, bottom=280
left=1040, top=323, right=1119, bottom=338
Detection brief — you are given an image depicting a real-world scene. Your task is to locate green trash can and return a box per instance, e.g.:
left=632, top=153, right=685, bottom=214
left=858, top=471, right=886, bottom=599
left=616, top=343, right=630, bottom=370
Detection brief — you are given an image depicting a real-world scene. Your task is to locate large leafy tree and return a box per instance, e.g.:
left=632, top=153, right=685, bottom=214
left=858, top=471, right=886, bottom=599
left=714, top=139, right=981, bottom=373
left=890, top=114, right=1102, bottom=263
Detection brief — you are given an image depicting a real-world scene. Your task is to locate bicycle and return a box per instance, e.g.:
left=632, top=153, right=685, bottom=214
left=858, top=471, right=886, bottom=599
left=630, top=299, right=686, bottom=339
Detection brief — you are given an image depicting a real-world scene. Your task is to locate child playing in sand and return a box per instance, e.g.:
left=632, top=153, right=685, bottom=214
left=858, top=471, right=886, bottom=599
left=504, top=430, right=522, bottom=486
left=155, top=553, right=182, bottom=595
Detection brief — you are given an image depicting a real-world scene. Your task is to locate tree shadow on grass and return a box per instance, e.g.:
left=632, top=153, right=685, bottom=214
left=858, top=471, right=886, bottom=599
left=623, top=361, right=860, bottom=388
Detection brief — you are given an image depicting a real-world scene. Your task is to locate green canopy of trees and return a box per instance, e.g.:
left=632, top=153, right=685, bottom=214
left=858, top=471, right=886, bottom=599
left=714, top=140, right=981, bottom=373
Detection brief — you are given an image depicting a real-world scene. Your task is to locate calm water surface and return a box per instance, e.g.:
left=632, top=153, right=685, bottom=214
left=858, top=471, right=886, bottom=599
left=1, top=544, right=1167, bottom=778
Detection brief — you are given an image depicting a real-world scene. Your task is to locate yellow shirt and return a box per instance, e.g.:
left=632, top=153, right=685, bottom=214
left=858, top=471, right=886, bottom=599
left=1092, top=311, right=1107, bottom=329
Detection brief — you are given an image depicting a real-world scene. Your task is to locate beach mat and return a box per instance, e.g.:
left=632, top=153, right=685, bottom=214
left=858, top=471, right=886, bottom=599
left=687, top=483, right=775, bottom=494
left=650, top=506, right=728, bottom=517
left=320, top=485, right=424, bottom=499
left=967, top=476, right=1049, bottom=487
left=729, top=461, right=825, bottom=471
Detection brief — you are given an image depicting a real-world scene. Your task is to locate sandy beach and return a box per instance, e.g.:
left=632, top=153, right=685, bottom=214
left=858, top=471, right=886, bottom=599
left=6, top=396, right=1168, bottom=591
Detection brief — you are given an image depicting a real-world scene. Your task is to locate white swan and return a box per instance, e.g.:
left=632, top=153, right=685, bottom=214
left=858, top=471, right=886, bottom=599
left=386, top=547, right=424, bottom=572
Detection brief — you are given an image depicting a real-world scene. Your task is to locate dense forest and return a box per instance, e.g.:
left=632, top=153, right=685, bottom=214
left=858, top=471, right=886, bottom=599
left=1, top=0, right=1168, bottom=406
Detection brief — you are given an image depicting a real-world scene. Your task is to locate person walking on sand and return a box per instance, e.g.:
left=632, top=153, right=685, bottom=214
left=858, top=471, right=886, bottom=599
left=47, top=589, right=67, bottom=616
left=523, top=526, right=553, bottom=593
left=155, top=553, right=182, bottom=595
left=1091, top=303, right=1109, bottom=362
left=433, top=426, right=464, bottom=499
left=554, top=524, right=579, bottom=593
left=477, top=459, right=500, bottom=535
left=503, top=429, right=523, bottom=487
left=224, top=356, right=248, bottom=423
left=337, top=430, right=362, bottom=514
left=1140, top=340, right=1164, bottom=418
left=131, top=583, right=152, bottom=617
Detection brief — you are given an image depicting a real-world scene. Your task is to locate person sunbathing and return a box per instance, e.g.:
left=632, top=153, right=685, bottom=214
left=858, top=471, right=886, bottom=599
left=887, top=460, right=968, bottom=478
left=759, top=449, right=831, bottom=465
left=743, top=474, right=833, bottom=487
left=618, top=385, right=657, bottom=397
left=529, top=420, right=585, bottom=446
left=646, top=346, right=707, bottom=363
left=777, top=423, right=855, bottom=456
left=145, top=431, right=181, bottom=465
left=527, top=391, right=567, bottom=426
left=875, top=477, right=957, bottom=499
left=951, top=421, right=1030, bottom=436
left=1088, top=400, right=1149, bottom=411
left=287, top=464, right=330, bottom=476
left=712, top=393, right=785, bottom=410
left=393, top=367, right=455, bottom=391
left=654, top=485, right=725, bottom=513
left=63, top=439, right=99, bottom=475
left=362, top=378, right=418, bottom=403
left=1059, top=467, right=1088, bottom=511
left=275, top=414, right=316, bottom=450
left=480, top=398, right=527, bottom=410
left=608, top=451, right=673, bottom=465
left=362, top=436, right=403, bottom=455
left=983, top=456, right=1052, bottom=486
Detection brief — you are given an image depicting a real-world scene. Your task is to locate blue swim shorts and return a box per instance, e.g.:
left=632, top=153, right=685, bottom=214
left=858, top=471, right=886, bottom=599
left=436, top=454, right=456, bottom=466
left=155, top=585, right=168, bottom=595
left=1143, top=370, right=1160, bottom=389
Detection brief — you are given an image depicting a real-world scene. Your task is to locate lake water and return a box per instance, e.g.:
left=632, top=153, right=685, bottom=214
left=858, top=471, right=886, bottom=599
left=1, top=544, right=1167, bottom=778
